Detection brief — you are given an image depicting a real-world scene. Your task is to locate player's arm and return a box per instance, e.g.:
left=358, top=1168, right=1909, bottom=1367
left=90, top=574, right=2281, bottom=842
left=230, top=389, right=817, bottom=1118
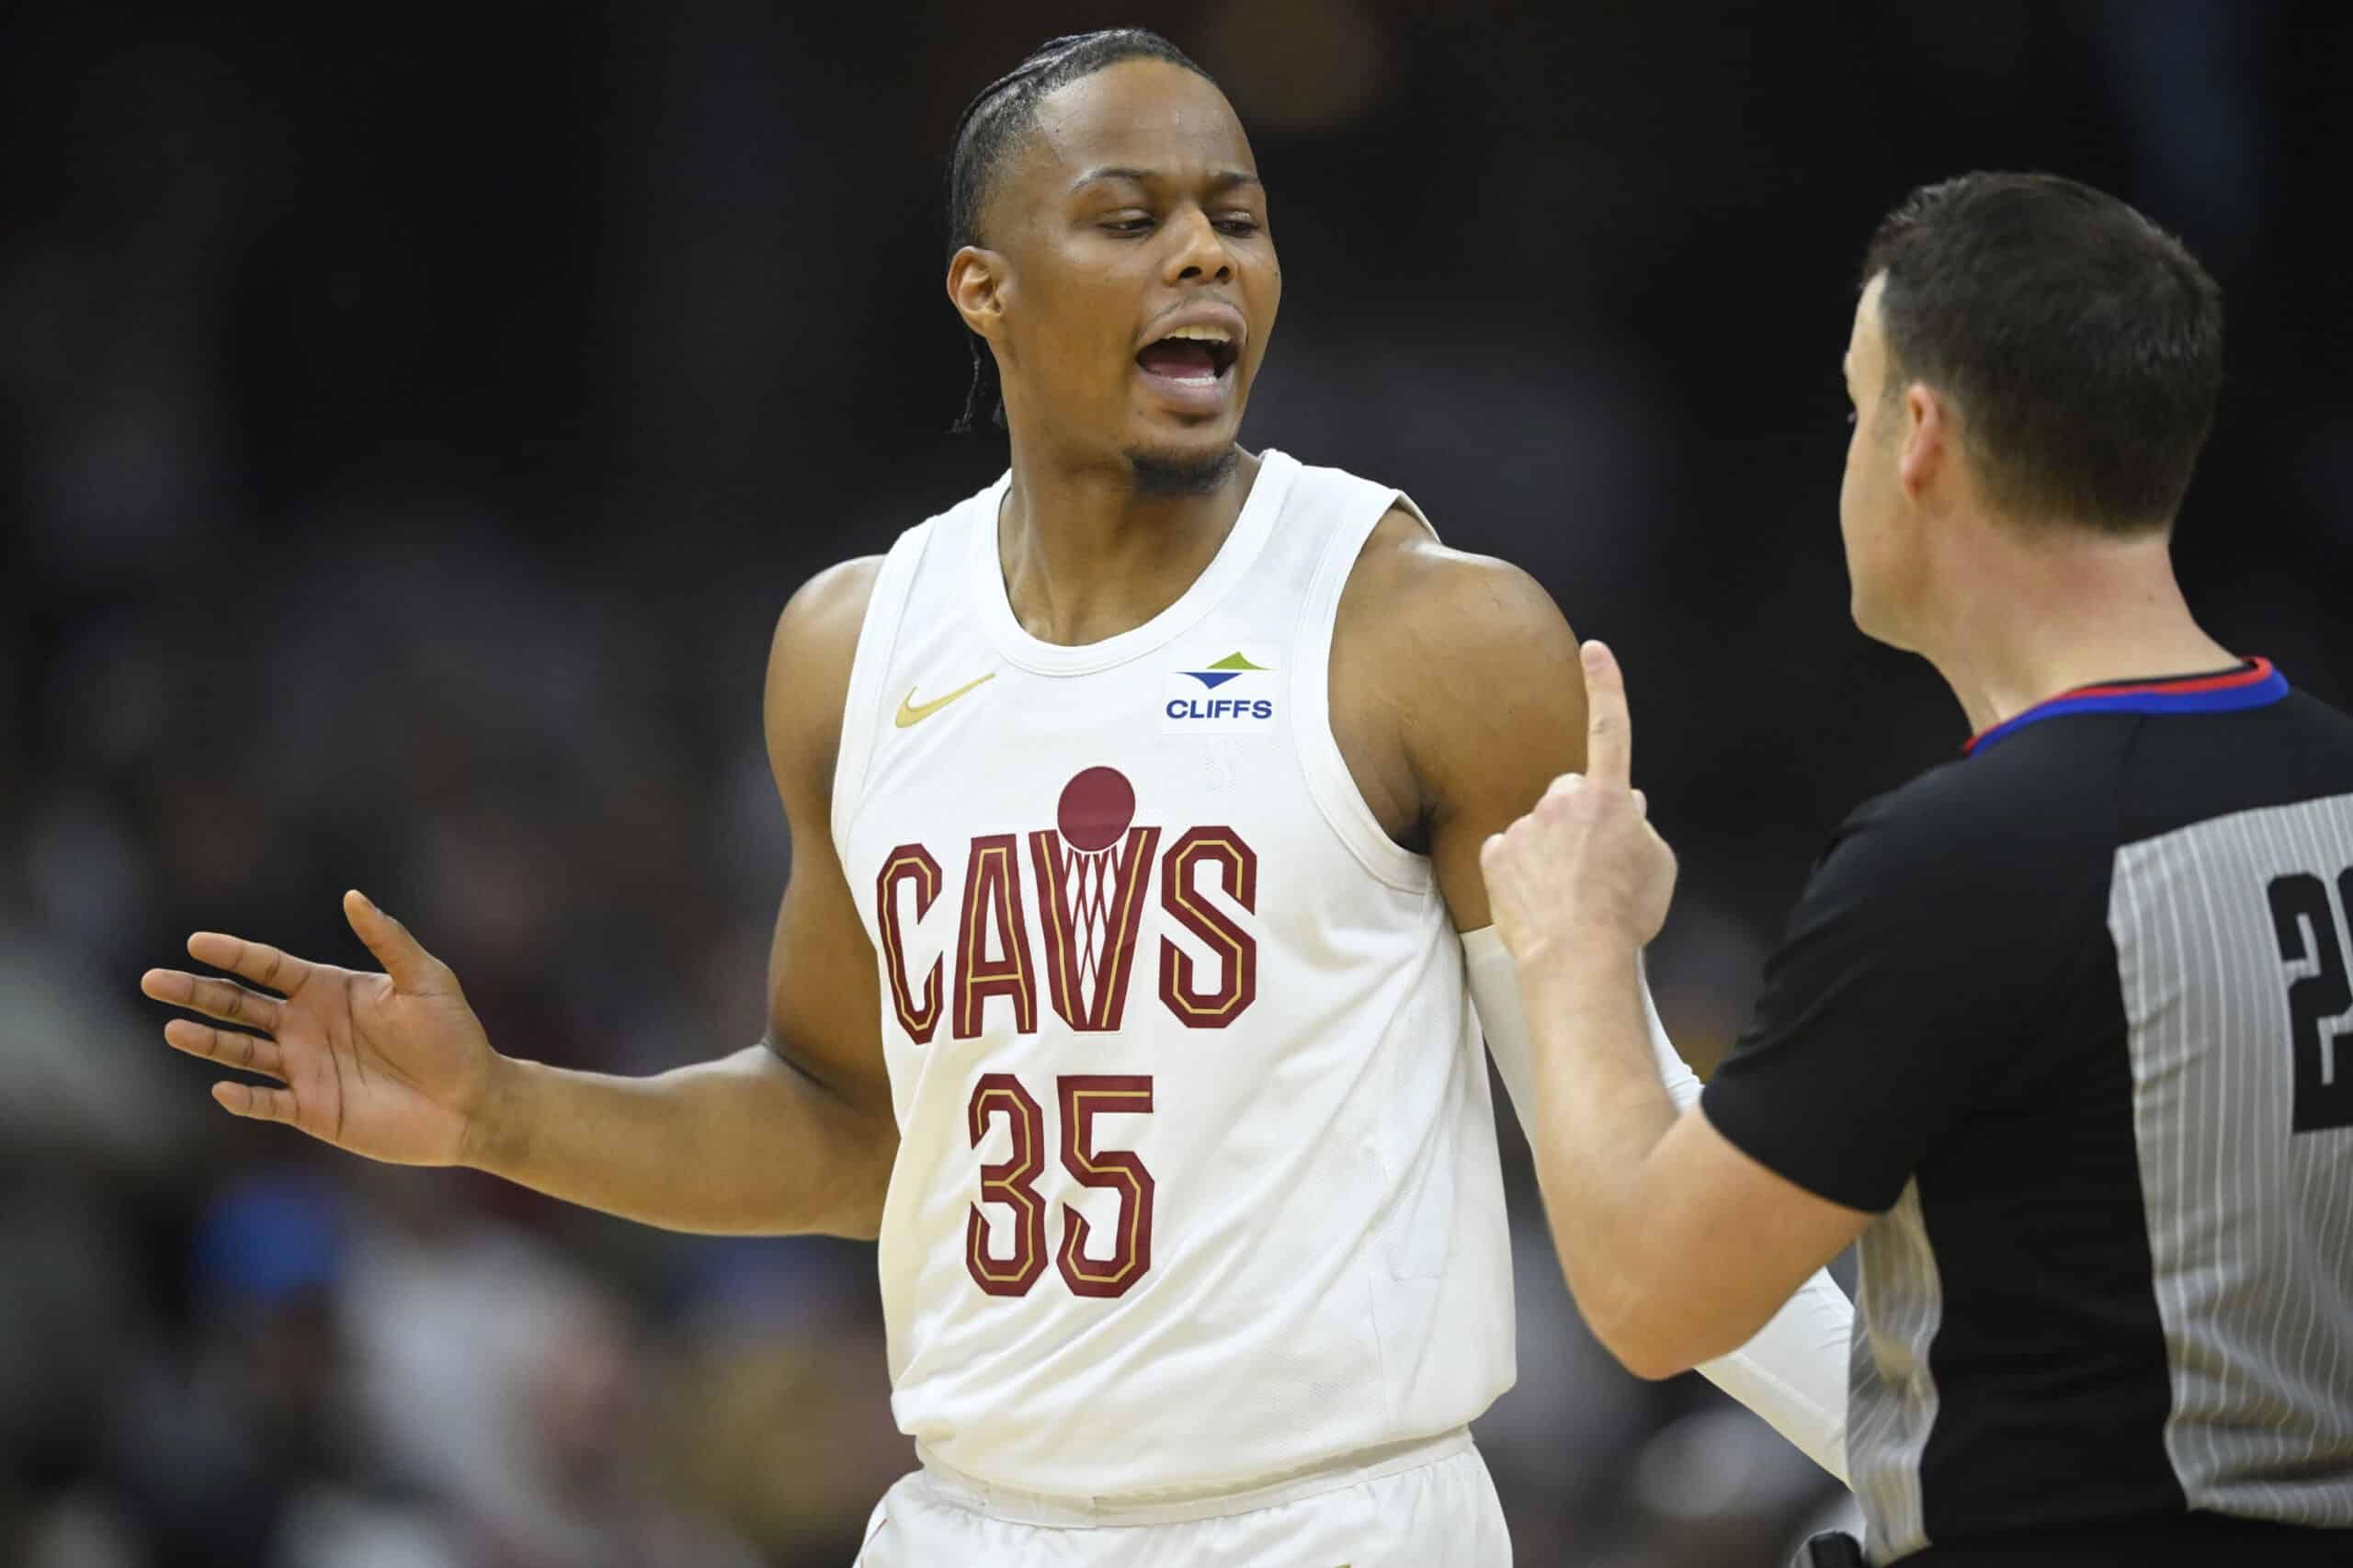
left=140, top=557, right=899, bottom=1239
left=1337, top=518, right=1856, bottom=1477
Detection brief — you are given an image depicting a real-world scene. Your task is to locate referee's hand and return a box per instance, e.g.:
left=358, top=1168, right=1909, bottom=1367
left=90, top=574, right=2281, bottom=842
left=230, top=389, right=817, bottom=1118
left=1479, top=641, right=1677, bottom=960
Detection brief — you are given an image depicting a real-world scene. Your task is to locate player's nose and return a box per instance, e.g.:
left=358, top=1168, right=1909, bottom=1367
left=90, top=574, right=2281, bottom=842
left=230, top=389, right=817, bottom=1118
left=1165, top=206, right=1233, bottom=285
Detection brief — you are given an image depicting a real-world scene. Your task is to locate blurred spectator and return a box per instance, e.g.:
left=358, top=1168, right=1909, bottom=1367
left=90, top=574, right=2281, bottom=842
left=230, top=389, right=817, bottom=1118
left=94, top=1174, right=459, bottom=1568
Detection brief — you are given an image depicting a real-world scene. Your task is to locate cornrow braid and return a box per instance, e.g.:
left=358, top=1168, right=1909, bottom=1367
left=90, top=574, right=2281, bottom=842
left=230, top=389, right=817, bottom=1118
left=942, top=28, right=1214, bottom=435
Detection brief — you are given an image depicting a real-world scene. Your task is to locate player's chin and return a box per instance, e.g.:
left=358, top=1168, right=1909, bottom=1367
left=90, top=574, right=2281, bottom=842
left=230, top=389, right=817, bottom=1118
left=1122, top=431, right=1239, bottom=497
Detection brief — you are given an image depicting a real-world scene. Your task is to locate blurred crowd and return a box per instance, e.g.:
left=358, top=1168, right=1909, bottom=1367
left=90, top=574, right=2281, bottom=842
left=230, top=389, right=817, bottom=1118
left=5, top=2, right=2345, bottom=1564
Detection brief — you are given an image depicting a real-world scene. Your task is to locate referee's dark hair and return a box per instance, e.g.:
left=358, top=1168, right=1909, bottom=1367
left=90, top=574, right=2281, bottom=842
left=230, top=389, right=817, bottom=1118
left=1862, top=172, right=2224, bottom=536
left=943, top=28, right=1215, bottom=435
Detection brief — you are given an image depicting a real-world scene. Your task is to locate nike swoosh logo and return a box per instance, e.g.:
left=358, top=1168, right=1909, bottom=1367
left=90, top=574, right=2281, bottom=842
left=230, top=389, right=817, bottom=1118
left=895, top=672, right=995, bottom=728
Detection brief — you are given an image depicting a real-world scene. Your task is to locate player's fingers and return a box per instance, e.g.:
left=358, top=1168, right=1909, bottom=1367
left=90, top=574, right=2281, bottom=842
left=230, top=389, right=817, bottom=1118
left=187, top=931, right=315, bottom=996
left=1631, top=788, right=1648, bottom=818
left=142, top=969, right=285, bottom=1031
left=211, top=1080, right=299, bottom=1123
left=166, top=1018, right=287, bottom=1082
left=1542, top=772, right=1586, bottom=802
left=1580, top=640, right=1633, bottom=788
left=343, top=890, right=446, bottom=994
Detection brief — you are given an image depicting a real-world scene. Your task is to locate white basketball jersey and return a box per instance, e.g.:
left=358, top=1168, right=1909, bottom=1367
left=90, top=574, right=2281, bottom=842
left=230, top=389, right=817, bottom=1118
left=830, top=449, right=1514, bottom=1499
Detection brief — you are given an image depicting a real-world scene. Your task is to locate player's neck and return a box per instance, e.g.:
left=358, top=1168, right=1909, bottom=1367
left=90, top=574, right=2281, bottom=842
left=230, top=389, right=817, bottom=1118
left=995, top=444, right=1260, bottom=647
left=1919, top=519, right=2236, bottom=736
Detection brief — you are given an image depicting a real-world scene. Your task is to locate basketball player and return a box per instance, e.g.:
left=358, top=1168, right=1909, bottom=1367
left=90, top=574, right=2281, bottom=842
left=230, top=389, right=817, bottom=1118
left=141, top=31, right=1852, bottom=1563
left=1483, top=175, right=2353, bottom=1565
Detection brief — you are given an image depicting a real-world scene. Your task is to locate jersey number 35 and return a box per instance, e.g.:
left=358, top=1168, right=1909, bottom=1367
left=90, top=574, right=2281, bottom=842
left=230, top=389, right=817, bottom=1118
left=967, top=1073, right=1155, bottom=1299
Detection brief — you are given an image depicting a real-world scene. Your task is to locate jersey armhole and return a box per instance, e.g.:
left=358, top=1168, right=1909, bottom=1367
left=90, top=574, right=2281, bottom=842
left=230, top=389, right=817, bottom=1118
left=829, top=521, right=935, bottom=865
left=1290, top=489, right=1438, bottom=893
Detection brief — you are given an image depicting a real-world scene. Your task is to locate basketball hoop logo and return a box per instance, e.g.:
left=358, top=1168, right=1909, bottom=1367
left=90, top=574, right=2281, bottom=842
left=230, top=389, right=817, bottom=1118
left=1029, top=767, right=1161, bottom=1033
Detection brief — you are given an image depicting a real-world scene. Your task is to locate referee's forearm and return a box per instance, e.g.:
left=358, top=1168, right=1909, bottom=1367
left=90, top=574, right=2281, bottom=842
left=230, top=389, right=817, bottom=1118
left=1518, top=940, right=1682, bottom=1350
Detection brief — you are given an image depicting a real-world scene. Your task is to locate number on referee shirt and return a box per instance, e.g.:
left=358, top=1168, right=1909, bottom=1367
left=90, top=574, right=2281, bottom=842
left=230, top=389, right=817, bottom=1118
left=2266, top=869, right=2353, bottom=1134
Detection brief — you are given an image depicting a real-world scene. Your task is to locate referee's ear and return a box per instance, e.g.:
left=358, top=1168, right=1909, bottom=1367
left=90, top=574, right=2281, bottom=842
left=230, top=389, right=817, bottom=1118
left=1897, top=381, right=1958, bottom=505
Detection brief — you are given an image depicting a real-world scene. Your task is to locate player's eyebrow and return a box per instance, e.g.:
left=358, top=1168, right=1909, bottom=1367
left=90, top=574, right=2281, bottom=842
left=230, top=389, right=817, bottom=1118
left=1071, top=165, right=1264, bottom=194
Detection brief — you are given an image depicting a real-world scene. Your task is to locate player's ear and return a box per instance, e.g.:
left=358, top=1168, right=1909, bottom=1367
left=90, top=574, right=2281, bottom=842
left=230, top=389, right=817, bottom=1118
left=1897, top=381, right=1949, bottom=504
left=948, top=245, right=1010, bottom=342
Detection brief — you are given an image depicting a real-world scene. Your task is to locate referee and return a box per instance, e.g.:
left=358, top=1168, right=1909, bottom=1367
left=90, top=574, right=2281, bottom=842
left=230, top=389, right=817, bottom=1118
left=1481, top=173, right=2352, bottom=1567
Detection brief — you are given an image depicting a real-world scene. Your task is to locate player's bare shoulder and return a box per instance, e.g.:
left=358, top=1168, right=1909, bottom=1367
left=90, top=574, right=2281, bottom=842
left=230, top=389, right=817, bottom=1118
left=1330, top=506, right=1586, bottom=846
left=766, top=555, right=886, bottom=806
left=1335, top=506, right=1574, bottom=663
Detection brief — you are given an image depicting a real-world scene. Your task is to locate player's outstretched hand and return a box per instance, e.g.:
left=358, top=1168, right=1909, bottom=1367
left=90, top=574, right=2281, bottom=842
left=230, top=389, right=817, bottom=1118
left=1480, top=641, right=1678, bottom=958
left=141, top=891, right=497, bottom=1166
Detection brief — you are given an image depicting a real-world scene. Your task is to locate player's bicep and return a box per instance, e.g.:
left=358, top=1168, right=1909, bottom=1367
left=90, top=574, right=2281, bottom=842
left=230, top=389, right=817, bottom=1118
left=1326, top=513, right=1589, bottom=929
left=1397, top=553, right=1587, bottom=932
left=759, top=558, right=895, bottom=1122
left=765, top=825, right=892, bottom=1108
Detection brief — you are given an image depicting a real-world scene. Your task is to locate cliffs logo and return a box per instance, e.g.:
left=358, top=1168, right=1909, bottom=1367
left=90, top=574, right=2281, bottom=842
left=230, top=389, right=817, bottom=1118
left=1165, top=650, right=1276, bottom=732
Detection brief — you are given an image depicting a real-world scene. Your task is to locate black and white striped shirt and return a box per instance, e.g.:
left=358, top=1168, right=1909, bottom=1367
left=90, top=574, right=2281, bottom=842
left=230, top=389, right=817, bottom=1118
left=1702, top=661, right=2353, bottom=1566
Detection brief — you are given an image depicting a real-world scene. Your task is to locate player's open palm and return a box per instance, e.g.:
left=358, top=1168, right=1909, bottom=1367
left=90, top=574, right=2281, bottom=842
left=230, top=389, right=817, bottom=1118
left=141, top=890, right=495, bottom=1166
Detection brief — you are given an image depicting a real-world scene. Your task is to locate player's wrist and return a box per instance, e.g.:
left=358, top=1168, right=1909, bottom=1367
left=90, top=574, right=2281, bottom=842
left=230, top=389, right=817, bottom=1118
left=456, top=1051, right=529, bottom=1174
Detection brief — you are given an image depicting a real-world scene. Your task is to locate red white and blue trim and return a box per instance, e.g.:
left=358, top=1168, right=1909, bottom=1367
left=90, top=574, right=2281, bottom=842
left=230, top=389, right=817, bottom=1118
left=1965, top=658, right=2289, bottom=757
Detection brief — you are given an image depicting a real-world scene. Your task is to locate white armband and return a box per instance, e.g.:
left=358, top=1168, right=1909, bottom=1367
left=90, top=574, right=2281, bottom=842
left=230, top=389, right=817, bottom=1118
left=1461, top=926, right=1854, bottom=1484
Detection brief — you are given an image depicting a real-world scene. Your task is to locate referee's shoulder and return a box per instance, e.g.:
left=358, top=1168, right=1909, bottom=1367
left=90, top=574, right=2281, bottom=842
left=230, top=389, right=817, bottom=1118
left=1824, top=719, right=2134, bottom=896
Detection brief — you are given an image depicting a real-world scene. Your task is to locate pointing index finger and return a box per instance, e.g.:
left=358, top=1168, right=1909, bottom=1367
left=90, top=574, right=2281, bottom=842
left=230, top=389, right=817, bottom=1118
left=1580, top=640, right=1634, bottom=788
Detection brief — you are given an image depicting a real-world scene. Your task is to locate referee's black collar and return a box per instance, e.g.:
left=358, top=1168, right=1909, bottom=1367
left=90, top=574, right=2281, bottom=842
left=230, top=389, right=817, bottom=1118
left=1965, top=658, right=2290, bottom=757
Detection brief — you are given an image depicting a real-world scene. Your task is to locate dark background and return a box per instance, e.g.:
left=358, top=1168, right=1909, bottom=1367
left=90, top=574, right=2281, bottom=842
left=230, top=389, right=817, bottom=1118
left=5, top=3, right=2347, bottom=1565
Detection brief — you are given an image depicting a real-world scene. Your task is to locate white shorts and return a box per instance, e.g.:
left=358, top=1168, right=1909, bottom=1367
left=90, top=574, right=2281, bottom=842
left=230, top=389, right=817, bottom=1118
left=851, top=1429, right=1508, bottom=1567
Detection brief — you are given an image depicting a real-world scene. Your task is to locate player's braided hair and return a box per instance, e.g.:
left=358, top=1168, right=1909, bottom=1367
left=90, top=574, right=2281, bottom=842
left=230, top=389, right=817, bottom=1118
left=944, top=28, right=1215, bottom=435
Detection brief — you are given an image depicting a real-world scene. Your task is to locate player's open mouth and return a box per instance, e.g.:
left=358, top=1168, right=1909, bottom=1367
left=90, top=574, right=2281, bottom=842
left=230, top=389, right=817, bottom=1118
left=1135, top=326, right=1239, bottom=389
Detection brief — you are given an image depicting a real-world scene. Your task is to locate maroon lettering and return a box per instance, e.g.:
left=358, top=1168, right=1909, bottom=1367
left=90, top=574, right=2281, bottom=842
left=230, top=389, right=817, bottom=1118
left=1157, top=827, right=1259, bottom=1028
left=953, top=834, right=1038, bottom=1039
left=875, top=845, right=944, bottom=1043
